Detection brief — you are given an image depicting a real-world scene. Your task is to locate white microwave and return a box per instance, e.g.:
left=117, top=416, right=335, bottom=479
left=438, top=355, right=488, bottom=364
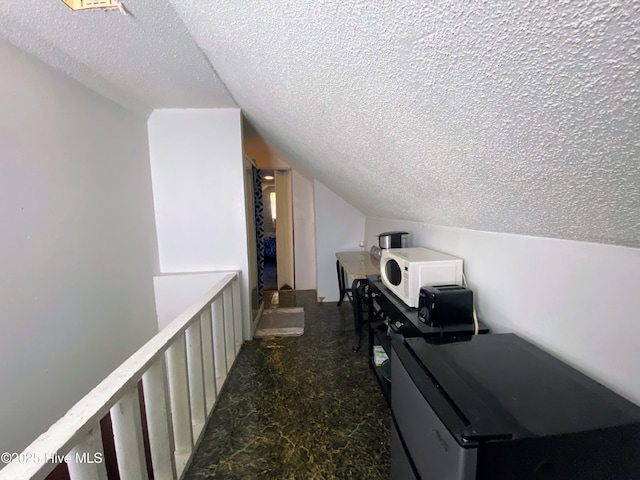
left=380, top=247, right=463, bottom=307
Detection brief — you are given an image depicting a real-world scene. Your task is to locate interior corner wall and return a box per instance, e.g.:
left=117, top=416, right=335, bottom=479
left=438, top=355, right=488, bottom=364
left=314, top=181, right=365, bottom=301
left=0, top=41, right=159, bottom=455
left=147, top=109, right=251, bottom=337
left=365, top=217, right=640, bottom=405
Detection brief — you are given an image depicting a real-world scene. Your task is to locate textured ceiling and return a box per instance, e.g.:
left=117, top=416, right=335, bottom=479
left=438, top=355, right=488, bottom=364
left=1, top=1, right=639, bottom=247
left=0, top=0, right=236, bottom=115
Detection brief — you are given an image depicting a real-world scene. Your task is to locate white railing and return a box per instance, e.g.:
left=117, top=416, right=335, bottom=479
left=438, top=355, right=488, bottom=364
left=0, top=271, right=244, bottom=480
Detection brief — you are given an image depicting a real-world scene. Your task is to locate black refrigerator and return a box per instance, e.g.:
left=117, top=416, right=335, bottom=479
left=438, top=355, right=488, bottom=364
left=391, top=333, right=640, bottom=480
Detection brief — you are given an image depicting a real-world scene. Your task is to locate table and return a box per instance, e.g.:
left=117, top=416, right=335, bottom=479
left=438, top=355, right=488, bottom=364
left=335, top=251, right=380, bottom=351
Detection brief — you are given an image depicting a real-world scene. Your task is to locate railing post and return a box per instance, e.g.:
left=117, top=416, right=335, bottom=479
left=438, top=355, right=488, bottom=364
left=166, top=334, right=193, bottom=474
left=142, top=358, right=178, bottom=480
left=211, top=296, right=228, bottom=385
left=67, top=427, right=108, bottom=480
left=222, top=288, right=235, bottom=370
left=186, top=319, right=207, bottom=441
left=200, top=306, right=217, bottom=409
left=232, top=276, right=244, bottom=349
left=109, top=387, right=148, bottom=480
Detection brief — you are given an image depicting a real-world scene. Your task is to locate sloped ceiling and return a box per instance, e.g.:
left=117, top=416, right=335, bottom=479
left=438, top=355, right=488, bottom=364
left=1, top=1, right=639, bottom=247
left=0, top=0, right=236, bottom=114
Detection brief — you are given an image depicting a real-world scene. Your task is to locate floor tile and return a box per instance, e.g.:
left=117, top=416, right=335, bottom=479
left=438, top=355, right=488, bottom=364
left=184, top=290, right=391, bottom=479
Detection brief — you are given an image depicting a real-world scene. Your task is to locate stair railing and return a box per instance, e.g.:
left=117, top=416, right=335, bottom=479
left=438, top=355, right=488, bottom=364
left=0, top=271, right=244, bottom=480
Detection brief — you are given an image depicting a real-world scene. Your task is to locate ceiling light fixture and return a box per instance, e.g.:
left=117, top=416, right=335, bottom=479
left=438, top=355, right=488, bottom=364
left=61, top=0, right=128, bottom=14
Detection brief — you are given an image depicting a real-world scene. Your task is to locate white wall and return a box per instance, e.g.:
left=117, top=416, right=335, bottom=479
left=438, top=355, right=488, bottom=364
left=292, top=169, right=316, bottom=290
left=366, top=217, right=640, bottom=405
left=314, top=181, right=365, bottom=301
left=153, top=272, right=228, bottom=330
left=0, top=41, right=159, bottom=455
left=147, top=109, right=252, bottom=339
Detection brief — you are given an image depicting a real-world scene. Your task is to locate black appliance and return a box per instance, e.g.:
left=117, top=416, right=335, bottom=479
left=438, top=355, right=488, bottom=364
left=391, top=334, right=640, bottom=480
left=418, top=284, right=473, bottom=327
left=367, top=277, right=490, bottom=404
left=377, top=231, right=409, bottom=249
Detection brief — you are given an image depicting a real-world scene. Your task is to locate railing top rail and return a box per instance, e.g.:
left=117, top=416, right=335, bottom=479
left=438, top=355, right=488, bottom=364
left=0, top=270, right=239, bottom=480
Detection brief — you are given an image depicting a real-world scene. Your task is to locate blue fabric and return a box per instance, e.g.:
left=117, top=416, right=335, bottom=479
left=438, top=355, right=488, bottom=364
left=264, top=236, right=277, bottom=259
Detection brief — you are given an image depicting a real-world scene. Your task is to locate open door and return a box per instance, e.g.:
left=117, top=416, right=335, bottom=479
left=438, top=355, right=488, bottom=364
left=275, top=170, right=295, bottom=289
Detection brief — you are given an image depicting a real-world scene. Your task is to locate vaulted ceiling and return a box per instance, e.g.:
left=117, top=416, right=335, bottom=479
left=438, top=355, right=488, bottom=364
left=1, top=1, right=638, bottom=247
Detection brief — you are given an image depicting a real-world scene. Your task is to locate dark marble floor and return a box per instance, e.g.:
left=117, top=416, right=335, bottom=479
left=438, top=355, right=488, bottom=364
left=184, top=290, right=391, bottom=480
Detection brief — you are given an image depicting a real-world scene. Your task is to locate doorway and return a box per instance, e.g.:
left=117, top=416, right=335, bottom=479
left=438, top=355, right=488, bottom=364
left=258, top=169, right=295, bottom=292
left=262, top=170, right=277, bottom=290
